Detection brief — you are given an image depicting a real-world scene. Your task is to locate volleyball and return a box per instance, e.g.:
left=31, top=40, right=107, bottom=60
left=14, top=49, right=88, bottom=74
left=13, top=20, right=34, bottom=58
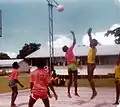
left=57, top=5, right=64, bottom=12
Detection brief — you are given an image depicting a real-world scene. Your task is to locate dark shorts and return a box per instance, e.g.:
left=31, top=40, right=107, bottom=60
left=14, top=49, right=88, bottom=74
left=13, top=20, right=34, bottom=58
left=68, top=69, right=78, bottom=80
left=8, top=80, right=17, bottom=88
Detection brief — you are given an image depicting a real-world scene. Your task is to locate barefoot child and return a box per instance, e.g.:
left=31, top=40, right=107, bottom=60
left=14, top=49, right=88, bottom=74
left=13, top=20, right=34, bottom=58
left=62, top=31, right=79, bottom=98
left=87, top=28, right=98, bottom=99
left=8, top=62, right=24, bottom=107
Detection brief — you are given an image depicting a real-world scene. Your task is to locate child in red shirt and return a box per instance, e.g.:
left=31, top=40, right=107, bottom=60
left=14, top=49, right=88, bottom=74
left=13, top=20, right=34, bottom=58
left=8, top=62, right=24, bottom=107
left=29, top=60, right=58, bottom=107
left=62, top=31, right=79, bottom=98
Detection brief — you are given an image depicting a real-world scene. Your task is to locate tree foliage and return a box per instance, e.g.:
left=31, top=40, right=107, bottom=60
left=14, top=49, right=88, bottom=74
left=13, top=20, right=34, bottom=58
left=105, top=27, right=120, bottom=44
left=17, top=43, right=41, bottom=58
left=0, top=52, right=10, bottom=59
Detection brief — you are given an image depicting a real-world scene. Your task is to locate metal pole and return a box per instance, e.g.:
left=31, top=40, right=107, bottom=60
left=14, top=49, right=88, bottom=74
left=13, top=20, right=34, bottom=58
left=51, top=1, right=54, bottom=64
left=0, top=10, right=2, bottom=37
left=48, top=0, right=54, bottom=71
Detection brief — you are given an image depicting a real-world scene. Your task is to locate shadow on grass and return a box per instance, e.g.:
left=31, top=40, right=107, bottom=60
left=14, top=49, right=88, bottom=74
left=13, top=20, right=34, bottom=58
left=18, top=102, right=28, bottom=107
left=71, top=99, right=90, bottom=105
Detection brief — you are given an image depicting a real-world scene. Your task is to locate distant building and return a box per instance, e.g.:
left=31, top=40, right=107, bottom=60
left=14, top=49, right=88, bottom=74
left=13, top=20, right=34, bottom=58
left=25, top=45, right=120, bottom=75
left=26, top=45, right=120, bottom=65
left=0, top=59, right=29, bottom=73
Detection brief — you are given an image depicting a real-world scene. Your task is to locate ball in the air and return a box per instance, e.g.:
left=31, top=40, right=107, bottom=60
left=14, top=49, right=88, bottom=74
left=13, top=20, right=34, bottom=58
left=57, top=5, right=64, bottom=12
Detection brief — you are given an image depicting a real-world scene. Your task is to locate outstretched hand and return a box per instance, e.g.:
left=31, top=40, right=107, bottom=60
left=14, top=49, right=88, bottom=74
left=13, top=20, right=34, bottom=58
left=70, top=31, right=75, bottom=36
left=87, top=28, right=92, bottom=36
left=70, top=30, right=76, bottom=45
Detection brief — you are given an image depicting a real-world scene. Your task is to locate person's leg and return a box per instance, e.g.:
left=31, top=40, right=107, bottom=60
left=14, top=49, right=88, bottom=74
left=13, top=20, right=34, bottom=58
left=11, top=86, right=18, bottom=107
left=114, top=81, right=119, bottom=105
left=73, top=70, right=79, bottom=96
left=87, top=64, right=97, bottom=99
left=55, top=77, right=58, bottom=86
left=52, top=78, right=57, bottom=86
left=68, top=69, right=72, bottom=98
left=42, top=97, right=50, bottom=107
left=47, top=87, right=52, bottom=98
left=28, top=96, right=37, bottom=107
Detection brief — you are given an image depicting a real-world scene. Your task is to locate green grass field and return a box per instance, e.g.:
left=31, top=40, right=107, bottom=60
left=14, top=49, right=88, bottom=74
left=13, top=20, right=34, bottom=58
left=0, top=74, right=115, bottom=93
left=77, top=78, right=115, bottom=87
left=0, top=74, right=30, bottom=93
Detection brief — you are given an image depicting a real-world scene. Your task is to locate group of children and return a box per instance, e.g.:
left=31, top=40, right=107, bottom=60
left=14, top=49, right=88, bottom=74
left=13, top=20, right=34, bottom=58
left=9, top=61, right=58, bottom=107
left=62, top=29, right=98, bottom=99
left=62, top=28, right=120, bottom=104
left=8, top=28, right=120, bottom=107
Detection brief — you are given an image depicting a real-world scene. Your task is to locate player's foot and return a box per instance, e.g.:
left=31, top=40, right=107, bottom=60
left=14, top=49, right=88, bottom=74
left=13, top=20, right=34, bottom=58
left=74, top=93, right=80, bottom=97
left=11, top=104, right=17, bottom=107
left=90, top=91, right=97, bottom=100
left=68, top=93, right=72, bottom=98
left=113, top=102, right=119, bottom=105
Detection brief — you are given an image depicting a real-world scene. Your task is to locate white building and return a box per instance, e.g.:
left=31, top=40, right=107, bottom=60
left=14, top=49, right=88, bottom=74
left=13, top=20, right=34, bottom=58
left=0, top=59, right=29, bottom=73
left=26, top=45, right=120, bottom=65
left=25, top=45, right=120, bottom=75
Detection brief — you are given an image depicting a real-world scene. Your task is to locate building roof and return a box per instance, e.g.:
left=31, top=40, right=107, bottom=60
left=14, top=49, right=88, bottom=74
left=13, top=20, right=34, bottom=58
left=26, top=45, right=120, bottom=58
left=0, top=59, right=23, bottom=67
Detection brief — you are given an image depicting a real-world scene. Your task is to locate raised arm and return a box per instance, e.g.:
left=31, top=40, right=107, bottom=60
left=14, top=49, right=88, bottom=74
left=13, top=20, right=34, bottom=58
left=87, top=28, right=92, bottom=43
left=70, top=31, right=76, bottom=47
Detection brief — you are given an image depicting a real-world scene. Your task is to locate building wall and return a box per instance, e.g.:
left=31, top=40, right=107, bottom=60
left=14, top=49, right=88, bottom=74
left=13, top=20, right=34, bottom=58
left=0, top=61, right=29, bottom=73
left=98, top=55, right=118, bottom=65
left=0, top=68, right=12, bottom=73
left=29, top=55, right=118, bottom=66
left=19, top=61, right=29, bottom=72
left=54, top=65, right=115, bottom=75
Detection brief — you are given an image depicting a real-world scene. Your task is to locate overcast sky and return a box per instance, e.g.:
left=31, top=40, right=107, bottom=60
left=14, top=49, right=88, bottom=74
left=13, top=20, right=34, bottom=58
left=0, top=0, right=120, bottom=58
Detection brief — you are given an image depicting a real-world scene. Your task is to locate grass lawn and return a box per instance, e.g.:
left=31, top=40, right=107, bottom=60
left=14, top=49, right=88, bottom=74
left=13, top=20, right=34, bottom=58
left=0, top=74, right=115, bottom=93
left=0, top=74, right=30, bottom=93
left=77, top=78, right=115, bottom=87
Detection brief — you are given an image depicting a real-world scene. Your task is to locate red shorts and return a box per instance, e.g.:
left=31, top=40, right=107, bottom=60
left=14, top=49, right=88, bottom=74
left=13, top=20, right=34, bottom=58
left=31, top=92, right=48, bottom=100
